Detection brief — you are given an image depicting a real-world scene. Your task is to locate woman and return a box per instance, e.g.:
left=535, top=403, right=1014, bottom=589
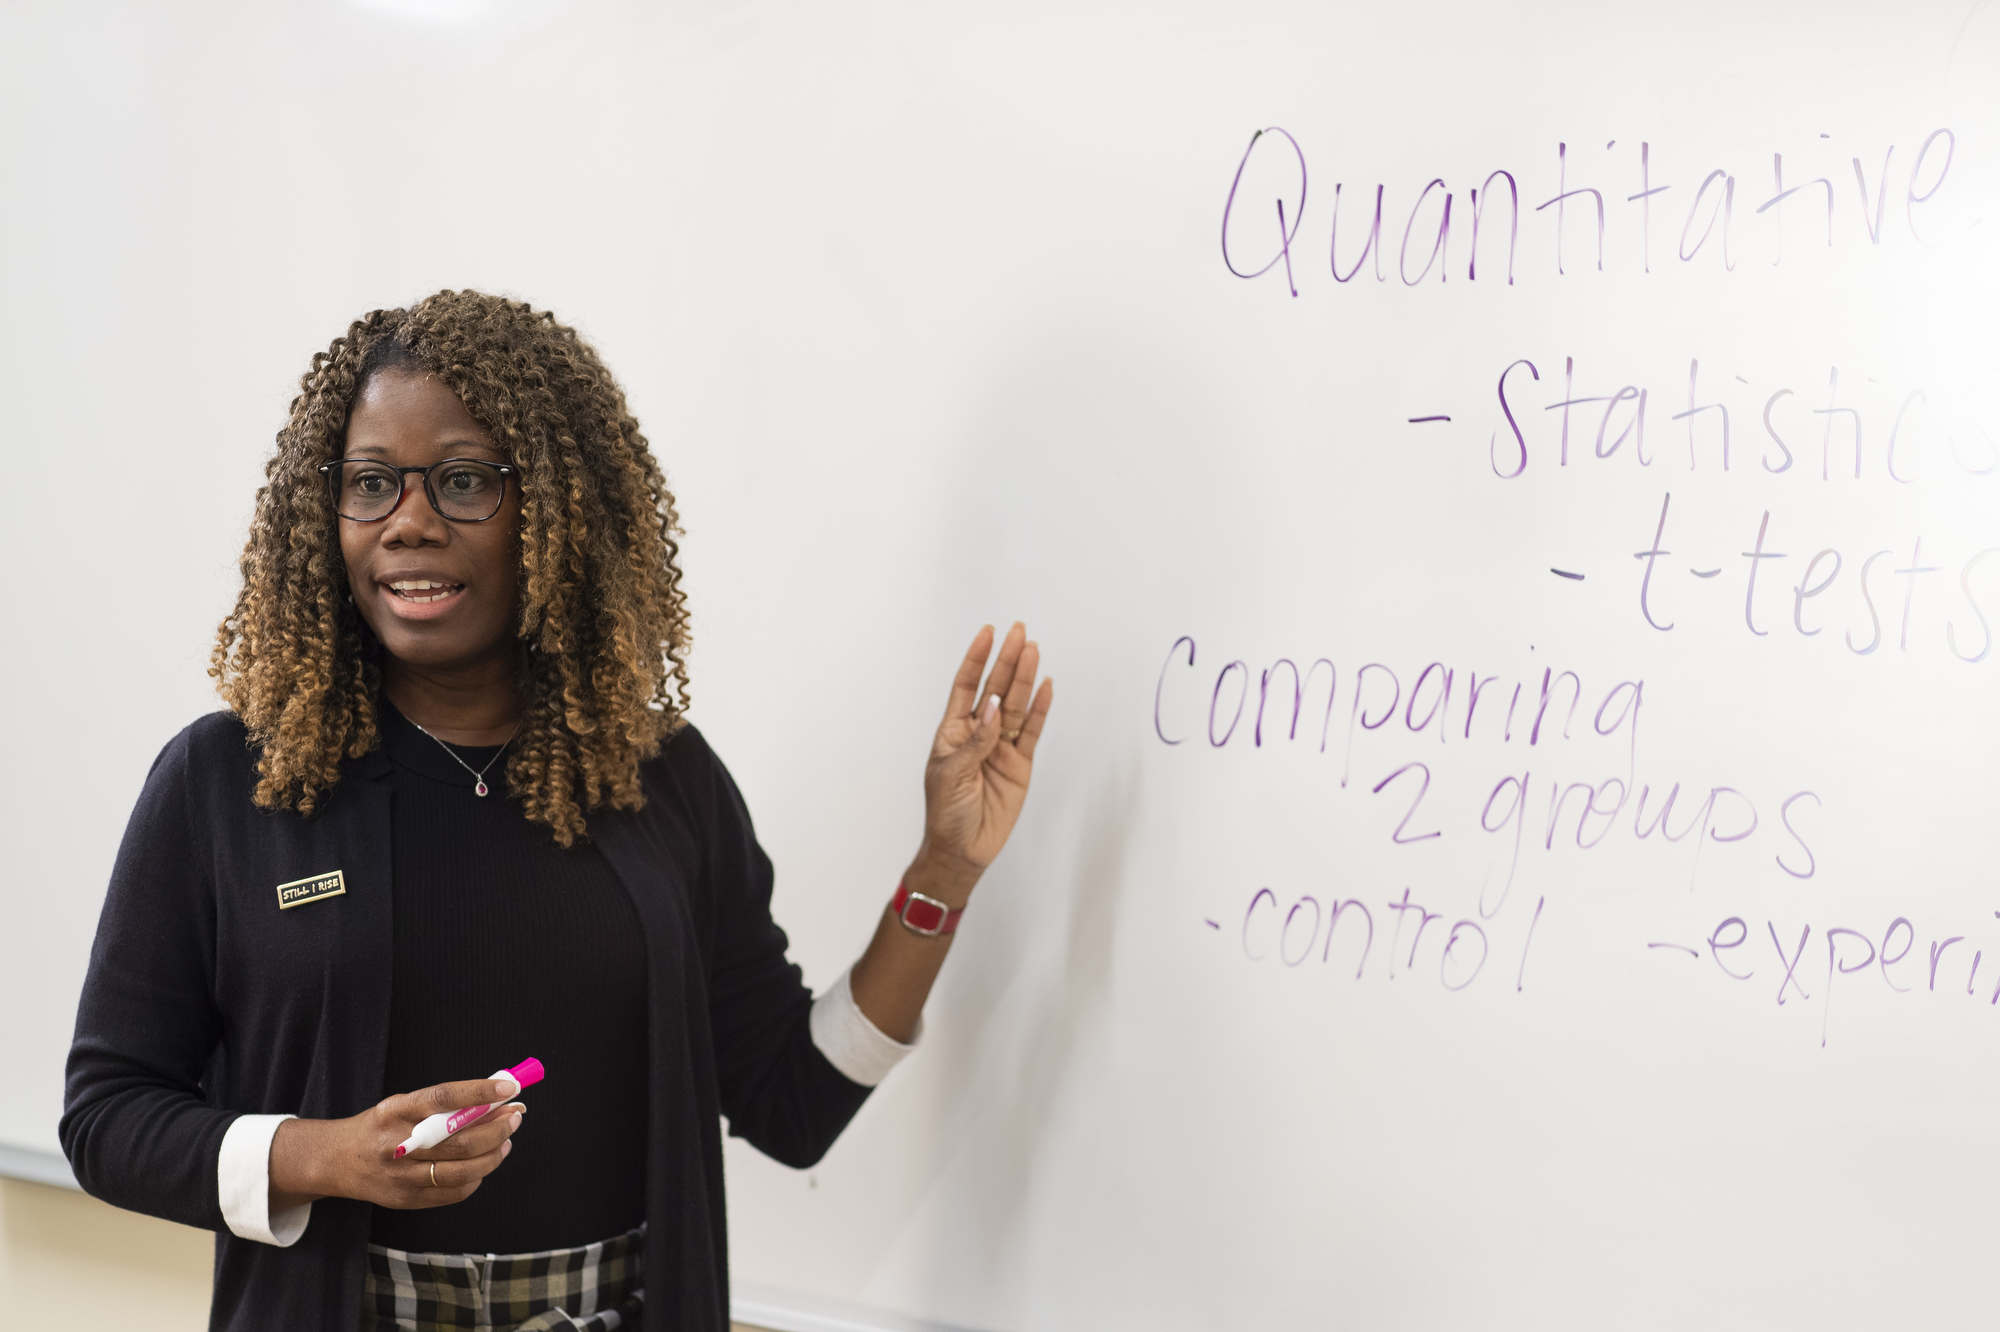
left=59, top=289, right=1053, bottom=1331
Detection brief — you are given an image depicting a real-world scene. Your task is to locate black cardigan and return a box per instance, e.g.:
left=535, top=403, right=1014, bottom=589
left=61, top=707, right=874, bottom=1331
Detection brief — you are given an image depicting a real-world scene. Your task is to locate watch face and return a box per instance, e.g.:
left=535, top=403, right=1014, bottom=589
left=905, top=897, right=947, bottom=933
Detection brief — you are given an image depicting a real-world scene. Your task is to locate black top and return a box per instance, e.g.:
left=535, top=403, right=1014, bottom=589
left=61, top=703, right=875, bottom=1331
left=370, top=694, right=648, bottom=1253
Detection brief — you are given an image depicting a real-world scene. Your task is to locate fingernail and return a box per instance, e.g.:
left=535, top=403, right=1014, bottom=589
left=494, top=1076, right=520, bottom=1098
left=502, top=1139, right=513, bottom=1157
left=506, top=1102, right=526, bottom=1115
left=985, top=695, right=1000, bottom=720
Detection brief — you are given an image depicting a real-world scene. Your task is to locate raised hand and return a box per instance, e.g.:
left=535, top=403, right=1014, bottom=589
left=916, top=621, right=1053, bottom=883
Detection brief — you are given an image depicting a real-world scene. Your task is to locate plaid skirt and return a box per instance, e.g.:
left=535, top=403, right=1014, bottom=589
left=360, top=1223, right=646, bottom=1331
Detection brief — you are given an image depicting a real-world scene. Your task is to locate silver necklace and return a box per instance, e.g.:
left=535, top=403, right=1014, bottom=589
left=406, top=717, right=520, bottom=797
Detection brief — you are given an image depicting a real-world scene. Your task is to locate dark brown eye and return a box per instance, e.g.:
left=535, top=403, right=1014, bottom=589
left=438, top=464, right=494, bottom=494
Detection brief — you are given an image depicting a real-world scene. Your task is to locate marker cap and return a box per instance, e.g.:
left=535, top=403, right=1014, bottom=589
left=506, top=1057, right=545, bottom=1091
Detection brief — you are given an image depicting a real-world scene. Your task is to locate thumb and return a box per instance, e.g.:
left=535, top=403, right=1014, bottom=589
left=970, top=692, right=1003, bottom=759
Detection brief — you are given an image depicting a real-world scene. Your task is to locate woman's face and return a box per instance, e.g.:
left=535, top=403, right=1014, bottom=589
left=337, top=369, right=522, bottom=677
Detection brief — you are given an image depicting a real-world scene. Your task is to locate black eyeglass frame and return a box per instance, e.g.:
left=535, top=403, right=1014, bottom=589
left=317, top=458, right=520, bottom=524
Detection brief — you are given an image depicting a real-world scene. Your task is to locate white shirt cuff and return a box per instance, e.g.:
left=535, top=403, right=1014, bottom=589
left=218, top=1113, right=312, bottom=1246
left=810, top=964, right=919, bottom=1087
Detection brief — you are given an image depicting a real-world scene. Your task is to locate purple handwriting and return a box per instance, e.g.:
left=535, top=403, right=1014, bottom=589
left=1154, top=638, right=1822, bottom=889
left=1234, top=882, right=1546, bottom=994
left=1656, top=910, right=2000, bottom=1047
left=1222, top=127, right=1957, bottom=293
left=1153, top=635, right=1644, bottom=781
left=1477, top=770, right=1821, bottom=913
left=1630, top=493, right=1999, bottom=660
left=1484, top=355, right=1996, bottom=484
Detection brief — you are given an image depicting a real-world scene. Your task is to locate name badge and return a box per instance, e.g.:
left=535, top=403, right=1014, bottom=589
left=276, top=869, right=346, bottom=910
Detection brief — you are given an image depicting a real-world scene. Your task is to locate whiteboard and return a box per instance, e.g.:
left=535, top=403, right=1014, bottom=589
left=5, top=1, right=1998, bottom=1327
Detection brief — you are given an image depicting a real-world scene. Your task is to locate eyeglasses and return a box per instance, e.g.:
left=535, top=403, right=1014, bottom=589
left=318, top=458, right=518, bottom=523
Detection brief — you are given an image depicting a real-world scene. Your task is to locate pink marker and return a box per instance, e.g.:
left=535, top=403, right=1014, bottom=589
left=392, top=1057, right=544, bottom=1160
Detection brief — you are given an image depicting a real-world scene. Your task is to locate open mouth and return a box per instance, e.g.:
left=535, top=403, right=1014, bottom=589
left=383, top=581, right=466, bottom=604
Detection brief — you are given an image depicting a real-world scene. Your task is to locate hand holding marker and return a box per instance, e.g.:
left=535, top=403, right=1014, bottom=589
left=394, top=1057, right=545, bottom=1160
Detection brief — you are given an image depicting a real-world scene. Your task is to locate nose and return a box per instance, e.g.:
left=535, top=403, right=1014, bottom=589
left=378, top=471, right=449, bottom=545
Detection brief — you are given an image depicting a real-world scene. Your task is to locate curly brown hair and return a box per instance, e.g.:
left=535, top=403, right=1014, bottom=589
left=208, top=289, right=693, bottom=847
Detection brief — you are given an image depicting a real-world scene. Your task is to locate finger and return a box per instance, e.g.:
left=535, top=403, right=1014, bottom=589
left=941, top=624, right=995, bottom=728
left=974, top=622, right=1027, bottom=717
left=380, top=1075, right=520, bottom=1125
left=1013, top=677, right=1054, bottom=762
left=406, top=1106, right=524, bottom=1162
left=405, top=1138, right=512, bottom=1206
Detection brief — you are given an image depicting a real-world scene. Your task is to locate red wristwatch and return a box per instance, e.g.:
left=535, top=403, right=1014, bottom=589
left=892, top=881, right=965, bottom=937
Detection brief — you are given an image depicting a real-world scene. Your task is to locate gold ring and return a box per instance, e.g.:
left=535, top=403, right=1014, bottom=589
left=1003, top=728, right=1022, bottom=742
left=428, top=1161, right=439, bottom=1188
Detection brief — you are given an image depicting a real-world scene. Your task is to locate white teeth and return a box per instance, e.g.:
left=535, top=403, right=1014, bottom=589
left=384, top=580, right=462, bottom=600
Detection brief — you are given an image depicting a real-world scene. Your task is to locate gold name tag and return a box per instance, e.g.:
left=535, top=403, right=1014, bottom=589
left=275, top=870, right=346, bottom=910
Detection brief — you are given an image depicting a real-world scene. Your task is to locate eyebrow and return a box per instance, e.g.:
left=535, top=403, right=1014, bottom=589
left=344, top=439, right=503, bottom=459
